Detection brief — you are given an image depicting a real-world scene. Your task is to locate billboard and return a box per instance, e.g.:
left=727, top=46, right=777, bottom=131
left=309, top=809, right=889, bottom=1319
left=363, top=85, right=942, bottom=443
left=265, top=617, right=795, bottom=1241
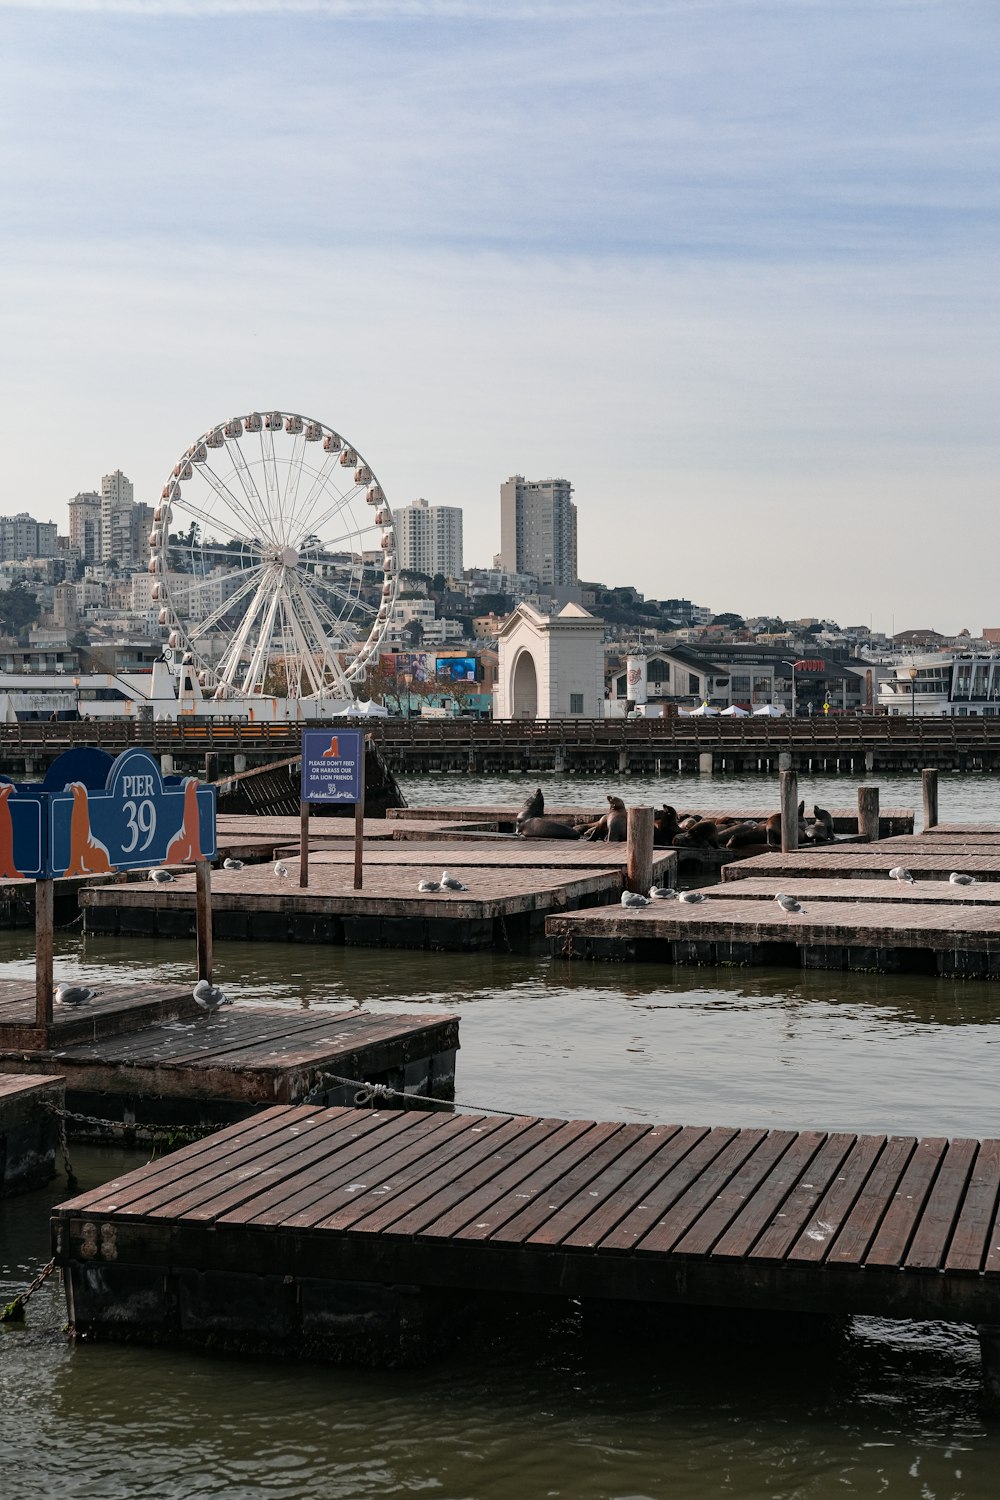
left=436, top=656, right=477, bottom=683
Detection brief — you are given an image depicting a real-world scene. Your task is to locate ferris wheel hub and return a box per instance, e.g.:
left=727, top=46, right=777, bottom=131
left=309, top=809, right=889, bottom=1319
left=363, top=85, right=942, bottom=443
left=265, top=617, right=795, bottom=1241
left=279, top=545, right=300, bottom=568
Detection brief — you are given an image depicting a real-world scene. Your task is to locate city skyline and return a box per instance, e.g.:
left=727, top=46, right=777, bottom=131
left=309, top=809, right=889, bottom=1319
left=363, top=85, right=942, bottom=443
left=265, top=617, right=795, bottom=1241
left=1, top=1, right=996, bottom=633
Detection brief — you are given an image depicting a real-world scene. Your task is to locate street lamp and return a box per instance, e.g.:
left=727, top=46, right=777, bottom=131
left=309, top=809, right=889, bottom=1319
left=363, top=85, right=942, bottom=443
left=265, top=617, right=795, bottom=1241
left=781, top=660, right=798, bottom=718
left=906, top=663, right=918, bottom=718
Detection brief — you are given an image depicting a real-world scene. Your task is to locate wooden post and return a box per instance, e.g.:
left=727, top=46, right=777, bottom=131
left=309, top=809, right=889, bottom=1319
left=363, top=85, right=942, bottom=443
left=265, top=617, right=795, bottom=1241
left=354, top=743, right=367, bottom=890
left=922, top=768, right=939, bottom=830
left=299, top=799, right=310, bottom=888
left=626, top=806, right=655, bottom=895
left=857, top=784, right=880, bottom=843
left=195, top=860, right=213, bottom=983
left=780, top=769, right=798, bottom=852
left=34, top=878, right=54, bottom=1031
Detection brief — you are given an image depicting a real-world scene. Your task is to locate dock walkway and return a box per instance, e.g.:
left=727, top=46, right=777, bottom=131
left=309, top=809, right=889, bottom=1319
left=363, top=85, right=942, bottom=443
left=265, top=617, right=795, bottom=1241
left=51, top=1103, right=1000, bottom=1401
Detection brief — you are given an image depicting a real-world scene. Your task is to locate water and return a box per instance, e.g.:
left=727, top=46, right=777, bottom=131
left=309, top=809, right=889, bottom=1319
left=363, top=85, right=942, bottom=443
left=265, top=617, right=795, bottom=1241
left=4, top=768, right=1000, bottom=1497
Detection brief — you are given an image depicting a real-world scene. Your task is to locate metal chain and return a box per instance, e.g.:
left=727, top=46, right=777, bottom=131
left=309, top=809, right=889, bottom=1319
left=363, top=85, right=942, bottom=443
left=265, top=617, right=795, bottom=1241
left=42, top=1101, right=221, bottom=1147
left=56, top=1111, right=78, bottom=1192
left=1, top=1258, right=56, bottom=1324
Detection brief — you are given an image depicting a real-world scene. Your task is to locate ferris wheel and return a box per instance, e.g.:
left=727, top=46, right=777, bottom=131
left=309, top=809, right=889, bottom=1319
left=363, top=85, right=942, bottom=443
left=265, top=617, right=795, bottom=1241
left=147, top=411, right=397, bottom=702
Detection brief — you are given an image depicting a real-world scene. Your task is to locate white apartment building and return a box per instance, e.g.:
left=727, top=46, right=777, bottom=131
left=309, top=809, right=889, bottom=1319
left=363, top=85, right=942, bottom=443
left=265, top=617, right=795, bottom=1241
left=68, top=493, right=102, bottom=564
left=101, top=469, right=135, bottom=566
left=396, top=498, right=463, bottom=580
left=498, top=475, right=577, bottom=590
left=0, top=512, right=58, bottom=562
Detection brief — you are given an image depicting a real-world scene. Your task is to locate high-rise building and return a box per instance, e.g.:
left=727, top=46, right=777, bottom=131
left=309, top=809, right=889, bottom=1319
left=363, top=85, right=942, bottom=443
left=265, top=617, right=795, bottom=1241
left=68, top=492, right=103, bottom=564
left=0, top=511, right=58, bottom=562
left=396, top=497, right=463, bottom=580
left=498, top=475, right=577, bottom=590
left=100, top=469, right=135, bottom=565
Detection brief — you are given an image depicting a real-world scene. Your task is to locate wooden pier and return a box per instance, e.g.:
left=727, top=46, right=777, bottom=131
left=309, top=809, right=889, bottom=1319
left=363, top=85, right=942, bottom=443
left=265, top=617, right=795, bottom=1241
left=0, top=1073, right=64, bottom=1195
left=0, top=989, right=459, bottom=1139
left=80, top=863, right=637, bottom=951
left=50, top=1102, right=1000, bottom=1404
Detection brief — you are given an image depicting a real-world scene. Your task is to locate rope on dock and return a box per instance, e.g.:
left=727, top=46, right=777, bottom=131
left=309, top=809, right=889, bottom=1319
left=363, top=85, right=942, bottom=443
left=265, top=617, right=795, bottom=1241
left=1, top=1259, right=56, bottom=1324
left=301, top=1070, right=525, bottom=1118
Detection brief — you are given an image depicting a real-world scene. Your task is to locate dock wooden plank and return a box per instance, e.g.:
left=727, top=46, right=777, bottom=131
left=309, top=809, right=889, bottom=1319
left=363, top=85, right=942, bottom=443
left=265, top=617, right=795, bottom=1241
left=786, top=1134, right=886, bottom=1264
left=453, top=1120, right=628, bottom=1243
left=402, top=1119, right=596, bottom=1240
left=631, top=1129, right=770, bottom=1256
left=864, top=1137, right=949, bottom=1267
left=670, top=1130, right=799, bottom=1258
left=825, top=1137, right=917, bottom=1266
left=946, top=1140, right=1000, bottom=1273
left=746, top=1133, right=856, bottom=1263
left=559, top=1125, right=710, bottom=1250
left=267, top=1115, right=517, bottom=1232
left=595, top=1127, right=740, bottom=1253
left=904, top=1138, right=979, bottom=1271
left=497, top=1123, right=662, bottom=1247
left=709, top=1130, right=828, bottom=1260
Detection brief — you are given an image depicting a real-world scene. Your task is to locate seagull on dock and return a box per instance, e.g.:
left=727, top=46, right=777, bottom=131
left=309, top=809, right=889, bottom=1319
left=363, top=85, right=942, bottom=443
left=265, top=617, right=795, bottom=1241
left=417, top=878, right=441, bottom=892
left=775, top=892, right=807, bottom=914
left=949, top=872, right=977, bottom=886
left=888, top=867, right=915, bottom=884
left=648, top=885, right=675, bottom=900
left=677, top=890, right=706, bottom=904
left=192, top=978, right=230, bottom=1012
left=439, top=871, right=468, bottom=891
left=149, top=868, right=174, bottom=884
left=55, top=983, right=101, bottom=1007
left=621, top=890, right=651, bottom=908
left=222, top=858, right=244, bottom=871
left=274, top=862, right=289, bottom=879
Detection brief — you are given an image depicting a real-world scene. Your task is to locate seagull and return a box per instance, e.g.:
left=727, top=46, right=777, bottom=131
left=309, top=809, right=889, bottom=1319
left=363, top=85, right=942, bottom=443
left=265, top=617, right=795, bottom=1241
left=192, top=978, right=230, bottom=1012
left=222, top=858, right=244, bottom=871
left=677, top=890, right=705, bottom=904
left=274, top=862, right=289, bottom=879
left=648, top=885, right=675, bottom=900
left=439, top=871, right=468, bottom=891
left=417, top=879, right=441, bottom=892
left=775, top=892, right=807, bottom=914
left=149, top=868, right=174, bottom=884
left=621, top=890, right=651, bottom=908
left=949, top=872, right=977, bottom=886
left=888, top=867, right=915, bottom=884
left=55, top=983, right=101, bottom=1007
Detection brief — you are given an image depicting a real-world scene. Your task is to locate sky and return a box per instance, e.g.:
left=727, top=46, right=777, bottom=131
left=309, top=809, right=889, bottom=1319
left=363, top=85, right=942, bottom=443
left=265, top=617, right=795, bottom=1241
left=0, top=0, right=997, bottom=634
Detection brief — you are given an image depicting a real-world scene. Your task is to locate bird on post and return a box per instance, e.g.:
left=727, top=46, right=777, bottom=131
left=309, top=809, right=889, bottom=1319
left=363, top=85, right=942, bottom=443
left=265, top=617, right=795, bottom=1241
left=55, top=983, right=101, bottom=1007
left=949, top=872, right=977, bottom=886
left=888, top=867, right=915, bottom=884
left=192, top=978, right=230, bottom=1012
left=149, top=868, right=174, bottom=884
left=274, top=862, right=289, bottom=879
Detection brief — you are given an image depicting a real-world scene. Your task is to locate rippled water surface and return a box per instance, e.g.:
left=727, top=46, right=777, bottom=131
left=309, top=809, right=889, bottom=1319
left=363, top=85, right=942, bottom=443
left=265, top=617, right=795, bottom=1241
left=4, top=768, right=1000, bottom=1497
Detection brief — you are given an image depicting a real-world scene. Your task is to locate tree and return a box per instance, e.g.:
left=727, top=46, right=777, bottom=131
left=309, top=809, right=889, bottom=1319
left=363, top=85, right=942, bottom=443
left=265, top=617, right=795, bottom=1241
left=711, top=612, right=745, bottom=628
left=0, top=583, right=41, bottom=636
left=431, top=572, right=447, bottom=594
left=402, top=619, right=425, bottom=647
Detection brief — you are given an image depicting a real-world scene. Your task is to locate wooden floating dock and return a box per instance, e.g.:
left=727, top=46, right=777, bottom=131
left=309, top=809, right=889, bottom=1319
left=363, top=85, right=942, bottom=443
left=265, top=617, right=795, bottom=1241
left=80, top=866, right=632, bottom=951
left=548, top=897, right=1000, bottom=976
left=0, top=1073, right=64, bottom=1196
left=723, top=849, right=1000, bottom=884
left=672, top=876, right=1000, bottom=907
left=386, top=804, right=915, bottom=837
left=50, top=1102, right=1000, bottom=1403
left=0, top=995, right=459, bottom=1139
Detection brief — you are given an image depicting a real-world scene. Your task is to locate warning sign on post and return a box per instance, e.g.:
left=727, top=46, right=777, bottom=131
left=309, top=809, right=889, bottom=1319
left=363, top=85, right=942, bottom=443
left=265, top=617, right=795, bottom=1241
left=301, top=730, right=363, bottom=804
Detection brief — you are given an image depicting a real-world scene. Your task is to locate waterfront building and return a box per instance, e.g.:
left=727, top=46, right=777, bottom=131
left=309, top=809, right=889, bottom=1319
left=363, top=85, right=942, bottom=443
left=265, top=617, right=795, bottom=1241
left=498, top=475, right=577, bottom=591
left=495, top=602, right=604, bottom=719
left=880, top=654, right=1000, bottom=716
left=397, top=498, right=463, bottom=580
left=0, top=511, right=58, bottom=563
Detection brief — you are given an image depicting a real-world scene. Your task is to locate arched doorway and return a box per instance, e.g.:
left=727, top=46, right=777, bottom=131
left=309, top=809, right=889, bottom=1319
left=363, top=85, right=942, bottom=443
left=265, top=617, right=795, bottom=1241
left=511, top=649, right=538, bottom=719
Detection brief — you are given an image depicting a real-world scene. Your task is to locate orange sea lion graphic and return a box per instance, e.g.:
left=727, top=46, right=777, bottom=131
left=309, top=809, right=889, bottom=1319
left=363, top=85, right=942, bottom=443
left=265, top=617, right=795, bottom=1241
left=0, top=785, right=22, bottom=878
left=164, top=778, right=206, bottom=863
left=321, top=736, right=340, bottom=758
left=64, top=783, right=115, bottom=876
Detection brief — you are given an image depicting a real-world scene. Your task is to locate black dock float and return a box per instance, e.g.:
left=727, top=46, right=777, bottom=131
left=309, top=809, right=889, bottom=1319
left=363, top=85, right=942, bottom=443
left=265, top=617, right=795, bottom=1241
left=0, top=1073, right=64, bottom=1195
left=50, top=1104, right=1000, bottom=1405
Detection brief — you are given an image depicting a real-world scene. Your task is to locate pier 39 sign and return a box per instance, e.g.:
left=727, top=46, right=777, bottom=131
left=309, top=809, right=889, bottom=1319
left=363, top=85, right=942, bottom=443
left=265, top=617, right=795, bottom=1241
left=0, top=748, right=216, bottom=880
left=300, top=729, right=363, bottom=804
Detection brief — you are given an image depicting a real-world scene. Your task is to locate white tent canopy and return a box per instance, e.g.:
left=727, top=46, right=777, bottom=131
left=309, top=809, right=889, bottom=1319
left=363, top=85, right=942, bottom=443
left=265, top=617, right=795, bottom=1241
left=336, top=699, right=390, bottom=718
left=752, top=704, right=785, bottom=716
left=720, top=704, right=749, bottom=717
left=687, top=703, right=720, bottom=716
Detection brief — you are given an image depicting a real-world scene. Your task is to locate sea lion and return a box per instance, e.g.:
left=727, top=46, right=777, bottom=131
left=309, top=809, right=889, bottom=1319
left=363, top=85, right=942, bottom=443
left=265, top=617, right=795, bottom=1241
left=516, top=788, right=545, bottom=827
left=583, top=795, right=628, bottom=842
left=653, top=805, right=683, bottom=846
left=63, top=783, right=115, bottom=877
left=165, top=778, right=207, bottom=863
left=808, top=804, right=835, bottom=842
left=517, top=817, right=580, bottom=840
left=672, top=818, right=720, bottom=848
left=721, top=821, right=767, bottom=850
